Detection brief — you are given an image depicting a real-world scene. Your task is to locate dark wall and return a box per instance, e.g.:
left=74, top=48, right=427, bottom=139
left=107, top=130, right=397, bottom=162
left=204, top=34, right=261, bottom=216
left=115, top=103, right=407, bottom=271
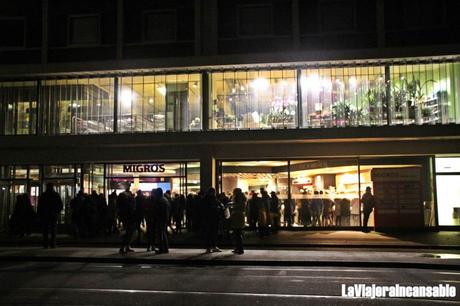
left=218, top=0, right=293, bottom=54
left=123, top=0, right=195, bottom=59
left=384, top=0, right=460, bottom=47
left=0, top=0, right=42, bottom=64
left=298, top=0, right=377, bottom=50
left=48, top=0, right=117, bottom=62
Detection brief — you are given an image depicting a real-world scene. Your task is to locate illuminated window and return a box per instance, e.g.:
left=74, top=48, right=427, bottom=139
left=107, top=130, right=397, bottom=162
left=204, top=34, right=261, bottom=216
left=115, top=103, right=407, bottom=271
left=0, top=81, right=37, bottom=135
left=118, top=74, right=201, bottom=133
left=41, top=78, right=114, bottom=135
left=210, top=69, right=297, bottom=130
left=301, top=66, right=385, bottom=128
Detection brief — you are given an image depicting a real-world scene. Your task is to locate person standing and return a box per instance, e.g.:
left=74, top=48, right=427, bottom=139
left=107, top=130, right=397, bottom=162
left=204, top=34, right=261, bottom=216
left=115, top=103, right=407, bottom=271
left=37, top=183, right=63, bottom=248
left=269, top=191, right=280, bottom=233
left=361, top=186, right=376, bottom=232
left=117, top=185, right=136, bottom=255
left=229, top=188, right=246, bottom=254
left=144, top=190, right=156, bottom=252
left=107, top=190, right=118, bottom=236
left=203, top=187, right=223, bottom=253
left=134, top=190, right=145, bottom=244
left=154, top=188, right=170, bottom=254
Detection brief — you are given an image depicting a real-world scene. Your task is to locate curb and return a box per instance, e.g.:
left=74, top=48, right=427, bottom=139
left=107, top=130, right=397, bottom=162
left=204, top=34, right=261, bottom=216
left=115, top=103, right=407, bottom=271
left=1, top=255, right=459, bottom=271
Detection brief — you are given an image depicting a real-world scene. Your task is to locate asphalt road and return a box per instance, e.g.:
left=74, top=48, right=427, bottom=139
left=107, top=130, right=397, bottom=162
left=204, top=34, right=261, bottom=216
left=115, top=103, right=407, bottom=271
left=0, top=261, right=459, bottom=305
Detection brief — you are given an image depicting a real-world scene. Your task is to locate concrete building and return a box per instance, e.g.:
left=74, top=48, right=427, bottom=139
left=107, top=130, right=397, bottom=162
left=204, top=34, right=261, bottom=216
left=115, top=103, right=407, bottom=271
left=1, top=0, right=460, bottom=230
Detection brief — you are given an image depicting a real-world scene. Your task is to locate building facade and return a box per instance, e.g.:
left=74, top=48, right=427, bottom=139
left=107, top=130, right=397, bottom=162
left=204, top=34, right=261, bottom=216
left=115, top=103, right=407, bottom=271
left=1, top=0, right=460, bottom=230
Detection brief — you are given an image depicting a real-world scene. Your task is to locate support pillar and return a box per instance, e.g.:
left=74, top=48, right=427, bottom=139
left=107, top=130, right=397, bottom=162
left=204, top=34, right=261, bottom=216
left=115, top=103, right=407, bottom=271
left=200, top=153, right=216, bottom=192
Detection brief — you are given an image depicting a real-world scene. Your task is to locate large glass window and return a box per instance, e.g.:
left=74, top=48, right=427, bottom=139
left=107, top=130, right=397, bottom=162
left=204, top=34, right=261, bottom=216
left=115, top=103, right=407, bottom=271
left=436, top=157, right=460, bottom=226
left=41, top=78, right=114, bottom=135
left=118, top=74, right=201, bottom=133
left=389, top=62, right=460, bottom=125
left=0, top=81, right=37, bottom=135
left=301, top=66, right=386, bottom=128
left=210, top=70, right=297, bottom=129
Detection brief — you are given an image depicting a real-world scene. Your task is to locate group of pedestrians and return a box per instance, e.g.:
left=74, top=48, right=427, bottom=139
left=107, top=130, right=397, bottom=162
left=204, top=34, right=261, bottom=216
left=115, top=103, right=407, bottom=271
left=10, top=183, right=376, bottom=254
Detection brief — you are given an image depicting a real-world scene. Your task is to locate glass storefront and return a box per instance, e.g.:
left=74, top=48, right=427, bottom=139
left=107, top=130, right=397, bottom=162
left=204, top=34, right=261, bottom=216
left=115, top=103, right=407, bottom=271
left=435, top=157, right=460, bottom=226
left=118, top=74, right=202, bottom=132
left=0, top=161, right=199, bottom=230
left=210, top=69, right=297, bottom=129
left=0, top=81, right=37, bottom=135
left=0, top=57, right=459, bottom=136
left=41, top=78, right=115, bottom=135
left=219, top=157, right=432, bottom=228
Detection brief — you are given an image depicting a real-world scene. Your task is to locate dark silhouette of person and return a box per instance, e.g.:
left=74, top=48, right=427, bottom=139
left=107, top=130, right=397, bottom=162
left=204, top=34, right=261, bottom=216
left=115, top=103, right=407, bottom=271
left=229, top=188, right=246, bottom=254
left=144, top=190, right=156, bottom=252
left=284, top=198, right=294, bottom=227
left=311, top=191, right=323, bottom=227
left=154, top=188, right=169, bottom=254
left=269, top=191, right=280, bottom=233
left=258, top=188, right=271, bottom=237
left=247, top=191, right=259, bottom=230
left=107, top=190, right=118, bottom=236
left=174, top=194, right=186, bottom=234
left=203, top=187, right=223, bottom=253
left=361, top=186, right=376, bottom=232
left=185, top=193, right=194, bottom=231
left=134, top=190, right=145, bottom=244
left=69, top=190, right=84, bottom=238
left=37, top=183, right=63, bottom=248
left=97, top=193, right=108, bottom=236
left=117, top=185, right=136, bottom=254
left=10, top=194, right=35, bottom=237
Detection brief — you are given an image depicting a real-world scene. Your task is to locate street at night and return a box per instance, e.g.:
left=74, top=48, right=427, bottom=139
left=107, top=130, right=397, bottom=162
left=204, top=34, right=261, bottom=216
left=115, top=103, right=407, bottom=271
left=0, top=260, right=459, bottom=305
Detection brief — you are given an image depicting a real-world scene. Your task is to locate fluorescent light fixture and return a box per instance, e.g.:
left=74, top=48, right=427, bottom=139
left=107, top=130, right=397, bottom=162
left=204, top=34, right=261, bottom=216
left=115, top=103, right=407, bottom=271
left=157, top=86, right=166, bottom=96
left=121, top=88, right=134, bottom=107
left=250, top=78, right=269, bottom=91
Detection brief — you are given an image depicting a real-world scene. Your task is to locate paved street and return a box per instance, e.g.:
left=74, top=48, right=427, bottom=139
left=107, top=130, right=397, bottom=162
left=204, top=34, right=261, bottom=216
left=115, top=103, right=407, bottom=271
left=0, top=260, right=459, bottom=305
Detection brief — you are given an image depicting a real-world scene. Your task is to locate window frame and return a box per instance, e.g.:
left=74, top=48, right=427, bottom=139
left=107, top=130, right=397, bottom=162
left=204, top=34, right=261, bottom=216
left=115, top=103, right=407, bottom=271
left=236, top=3, right=274, bottom=38
left=142, top=9, right=178, bottom=44
left=67, top=14, right=101, bottom=47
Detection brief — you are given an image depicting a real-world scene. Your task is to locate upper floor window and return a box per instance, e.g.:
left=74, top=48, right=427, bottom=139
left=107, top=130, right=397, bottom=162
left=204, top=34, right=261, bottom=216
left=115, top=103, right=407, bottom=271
left=144, top=10, right=177, bottom=42
left=0, top=81, right=37, bottom=135
left=238, top=4, right=272, bottom=37
left=69, top=15, right=100, bottom=46
left=320, top=0, right=355, bottom=33
left=0, top=18, right=25, bottom=48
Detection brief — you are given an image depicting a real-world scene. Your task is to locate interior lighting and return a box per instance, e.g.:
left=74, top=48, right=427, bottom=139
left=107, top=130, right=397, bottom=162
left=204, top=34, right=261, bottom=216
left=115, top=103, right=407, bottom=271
left=157, top=85, right=166, bottom=96
left=250, top=78, right=269, bottom=91
left=121, top=88, right=134, bottom=107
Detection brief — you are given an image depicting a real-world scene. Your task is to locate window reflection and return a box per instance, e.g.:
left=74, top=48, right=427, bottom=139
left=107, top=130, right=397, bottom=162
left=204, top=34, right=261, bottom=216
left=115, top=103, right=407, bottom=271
left=210, top=70, right=297, bottom=129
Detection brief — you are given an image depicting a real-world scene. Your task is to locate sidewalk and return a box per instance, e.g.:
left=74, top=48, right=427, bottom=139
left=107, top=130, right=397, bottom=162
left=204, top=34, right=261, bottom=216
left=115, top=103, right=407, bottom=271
left=1, top=246, right=460, bottom=270
left=1, top=230, right=460, bottom=249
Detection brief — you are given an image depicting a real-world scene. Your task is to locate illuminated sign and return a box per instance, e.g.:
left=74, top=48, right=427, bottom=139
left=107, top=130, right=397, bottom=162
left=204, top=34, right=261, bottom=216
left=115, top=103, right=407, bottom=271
left=123, top=164, right=166, bottom=173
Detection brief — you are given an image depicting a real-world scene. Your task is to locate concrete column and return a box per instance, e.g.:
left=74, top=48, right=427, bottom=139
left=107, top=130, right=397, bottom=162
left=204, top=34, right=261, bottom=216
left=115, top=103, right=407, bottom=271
left=376, top=0, right=385, bottom=48
left=200, top=153, right=216, bottom=192
left=292, top=0, right=300, bottom=50
left=41, top=0, right=48, bottom=65
left=200, top=0, right=218, bottom=55
left=194, top=0, right=202, bottom=56
left=116, top=0, right=124, bottom=60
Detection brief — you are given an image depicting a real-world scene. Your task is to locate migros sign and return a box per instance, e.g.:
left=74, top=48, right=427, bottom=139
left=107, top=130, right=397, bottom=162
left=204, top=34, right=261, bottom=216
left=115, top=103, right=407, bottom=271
left=122, top=163, right=166, bottom=173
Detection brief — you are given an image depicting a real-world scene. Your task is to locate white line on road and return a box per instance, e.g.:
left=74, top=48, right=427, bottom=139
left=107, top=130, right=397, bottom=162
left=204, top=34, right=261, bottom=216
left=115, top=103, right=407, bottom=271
left=13, top=287, right=460, bottom=304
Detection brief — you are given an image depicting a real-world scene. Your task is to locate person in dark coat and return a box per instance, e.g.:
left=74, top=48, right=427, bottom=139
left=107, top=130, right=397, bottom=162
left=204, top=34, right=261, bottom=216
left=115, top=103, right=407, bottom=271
left=69, top=190, right=84, bottom=238
left=37, top=183, right=63, bottom=248
left=247, top=191, right=259, bottom=230
left=134, top=190, right=145, bottom=244
left=117, top=185, right=135, bottom=254
left=361, top=186, right=376, bottom=232
left=203, top=187, right=223, bottom=253
left=144, top=190, right=156, bottom=252
left=269, top=191, right=280, bottom=233
left=174, top=194, right=186, bottom=234
left=229, top=188, right=246, bottom=254
left=154, top=188, right=169, bottom=254
left=107, top=190, right=118, bottom=236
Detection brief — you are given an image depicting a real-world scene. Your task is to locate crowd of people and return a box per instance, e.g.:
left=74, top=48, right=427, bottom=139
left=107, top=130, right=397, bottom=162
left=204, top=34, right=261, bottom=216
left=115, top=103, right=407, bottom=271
left=8, top=183, right=376, bottom=253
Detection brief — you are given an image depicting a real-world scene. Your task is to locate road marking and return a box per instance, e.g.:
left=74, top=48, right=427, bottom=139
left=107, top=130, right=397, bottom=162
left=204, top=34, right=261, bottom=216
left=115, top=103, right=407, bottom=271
left=13, top=287, right=460, bottom=304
